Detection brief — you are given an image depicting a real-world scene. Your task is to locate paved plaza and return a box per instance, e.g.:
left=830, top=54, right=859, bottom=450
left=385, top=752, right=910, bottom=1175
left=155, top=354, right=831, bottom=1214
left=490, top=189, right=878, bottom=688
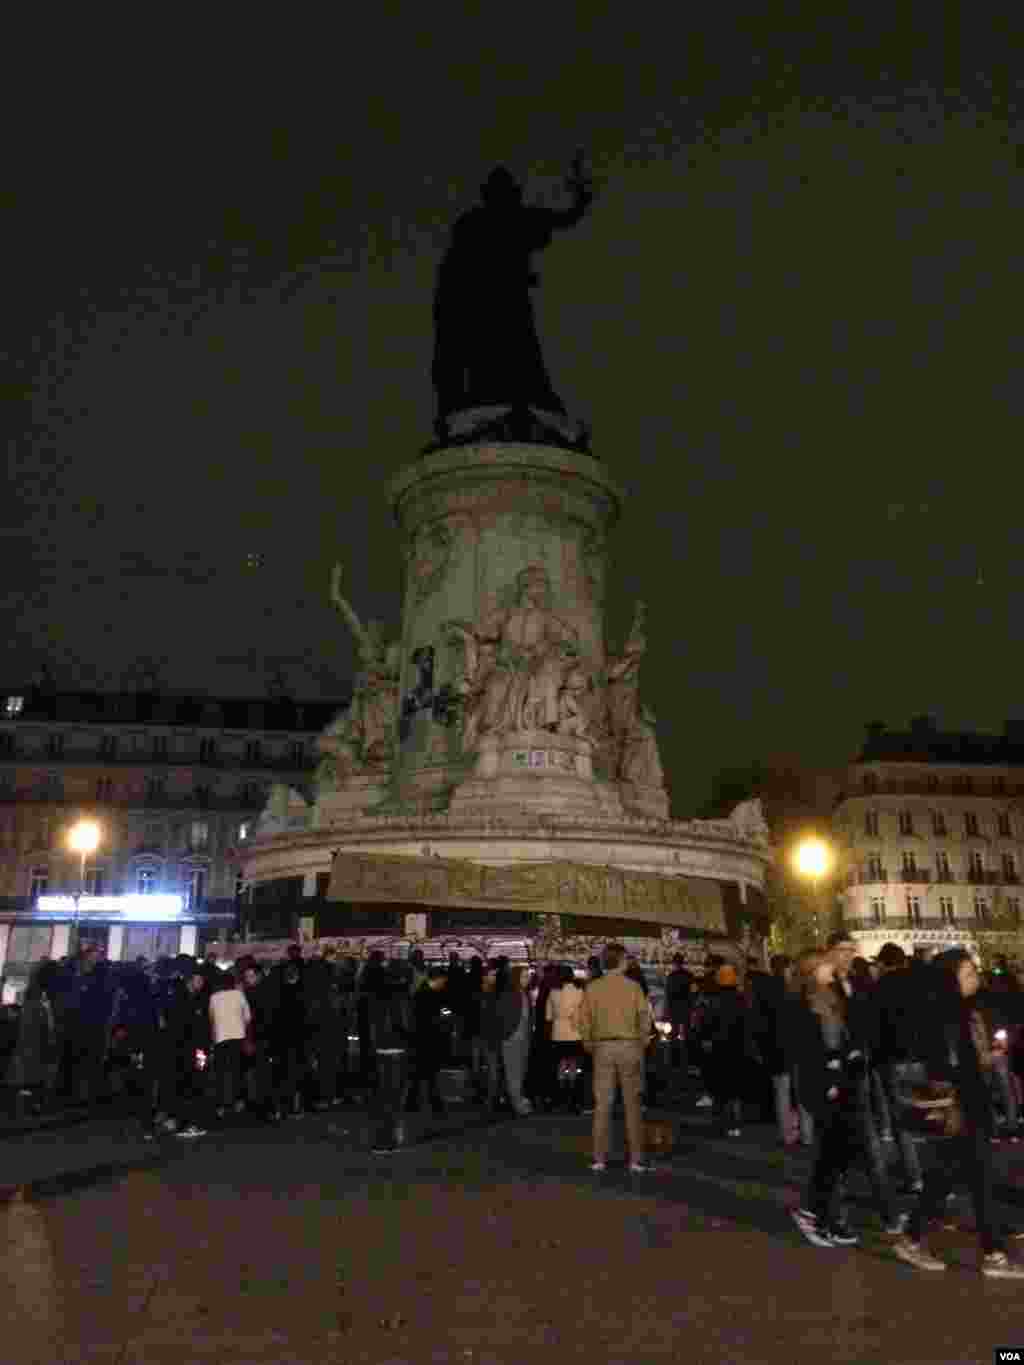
left=3, top=1104, right=1024, bottom=1364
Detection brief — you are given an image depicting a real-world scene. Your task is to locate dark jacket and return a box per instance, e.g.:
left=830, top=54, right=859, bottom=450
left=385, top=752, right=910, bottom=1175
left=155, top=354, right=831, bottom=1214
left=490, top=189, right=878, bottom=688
left=483, top=987, right=525, bottom=1045
left=920, top=1000, right=995, bottom=1136
left=787, top=998, right=861, bottom=1122
left=411, top=984, right=447, bottom=1059
left=165, top=985, right=211, bottom=1059
left=665, top=968, right=693, bottom=1023
left=750, top=973, right=788, bottom=1075
left=870, top=968, right=919, bottom=1066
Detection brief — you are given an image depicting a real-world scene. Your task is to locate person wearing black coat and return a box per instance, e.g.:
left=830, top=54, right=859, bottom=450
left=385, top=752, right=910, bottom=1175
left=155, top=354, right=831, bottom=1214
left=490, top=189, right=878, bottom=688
left=895, top=950, right=1024, bottom=1277
left=161, top=970, right=212, bottom=1136
left=789, top=954, right=899, bottom=1249
left=405, top=968, right=448, bottom=1115
left=702, top=965, right=753, bottom=1137
left=867, top=943, right=924, bottom=1189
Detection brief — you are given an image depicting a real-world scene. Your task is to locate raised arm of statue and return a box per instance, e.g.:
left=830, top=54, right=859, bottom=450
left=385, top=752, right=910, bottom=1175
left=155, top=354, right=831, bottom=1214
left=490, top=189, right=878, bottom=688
left=330, top=563, right=376, bottom=665
left=548, top=150, right=595, bottom=231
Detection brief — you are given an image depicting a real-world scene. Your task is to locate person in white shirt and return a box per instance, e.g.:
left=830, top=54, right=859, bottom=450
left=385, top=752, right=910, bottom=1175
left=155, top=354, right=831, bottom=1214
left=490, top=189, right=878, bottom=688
left=208, top=972, right=252, bottom=1117
left=546, top=964, right=589, bottom=1114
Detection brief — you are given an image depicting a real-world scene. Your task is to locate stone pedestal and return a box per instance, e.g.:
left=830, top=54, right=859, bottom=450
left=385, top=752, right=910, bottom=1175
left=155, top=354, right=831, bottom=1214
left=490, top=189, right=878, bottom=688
left=448, top=730, right=624, bottom=821
left=620, top=781, right=671, bottom=821
left=389, top=440, right=624, bottom=805
left=314, top=775, right=391, bottom=828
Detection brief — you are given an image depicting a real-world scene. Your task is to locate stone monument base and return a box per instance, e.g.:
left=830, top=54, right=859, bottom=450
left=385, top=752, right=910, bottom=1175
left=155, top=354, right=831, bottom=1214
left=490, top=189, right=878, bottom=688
left=447, top=731, right=624, bottom=820
left=619, top=781, right=670, bottom=821
left=314, top=775, right=391, bottom=828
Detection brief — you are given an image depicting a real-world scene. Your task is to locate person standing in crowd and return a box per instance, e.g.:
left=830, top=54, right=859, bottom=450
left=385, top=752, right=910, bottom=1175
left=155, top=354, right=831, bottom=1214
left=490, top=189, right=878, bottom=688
left=751, top=955, right=796, bottom=1145
left=526, top=962, right=561, bottom=1110
left=163, top=968, right=211, bottom=1139
left=445, top=952, right=468, bottom=1058
left=271, top=946, right=308, bottom=1120
left=462, top=956, right=486, bottom=1091
left=789, top=952, right=901, bottom=1250
left=357, top=950, right=388, bottom=1087
left=577, top=943, right=650, bottom=1174
left=478, top=967, right=503, bottom=1107
left=493, top=966, right=533, bottom=1117
left=664, top=954, right=693, bottom=1077
left=702, top=964, right=753, bottom=1138
left=869, top=942, right=924, bottom=1190
left=894, top=949, right=1024, bottom=1277
left=405, top=967, right=449, bottom=1116
left=239, top=962, right=274, bottom=1118
left=691, top=962, right=721, bottom=1110
left=304, top=948, right=343, bottom=1111
left=979, top=960, right=1022, bottom=1142
left=546, top=963, right=589, bottom=1114
left=208, top=970, right=251, bottom=1120
left=6, top=961, right=58, bottom=1115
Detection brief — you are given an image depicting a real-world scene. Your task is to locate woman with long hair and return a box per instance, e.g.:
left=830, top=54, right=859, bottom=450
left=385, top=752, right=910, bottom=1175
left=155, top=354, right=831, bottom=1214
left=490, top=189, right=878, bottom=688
left=893, top=949, right=1024, bottom=1277
left=789, top=952, right=900, bottom=1249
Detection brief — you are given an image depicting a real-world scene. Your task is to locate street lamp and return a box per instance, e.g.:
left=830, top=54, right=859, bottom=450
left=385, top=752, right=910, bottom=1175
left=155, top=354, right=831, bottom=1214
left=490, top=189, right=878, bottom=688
left=67, top=819, right=101, bottom=956
left=792, top=836, right=833, bottom=945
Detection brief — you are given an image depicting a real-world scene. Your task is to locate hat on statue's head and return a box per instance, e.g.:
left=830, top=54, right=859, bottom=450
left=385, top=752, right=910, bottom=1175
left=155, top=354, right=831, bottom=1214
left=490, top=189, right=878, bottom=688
left=481, top=165, right=522, bottom=204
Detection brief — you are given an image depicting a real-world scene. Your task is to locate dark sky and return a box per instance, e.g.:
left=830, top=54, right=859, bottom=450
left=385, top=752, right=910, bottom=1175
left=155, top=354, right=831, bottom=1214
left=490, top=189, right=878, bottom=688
left=3, top=12, right=1021, bottom=814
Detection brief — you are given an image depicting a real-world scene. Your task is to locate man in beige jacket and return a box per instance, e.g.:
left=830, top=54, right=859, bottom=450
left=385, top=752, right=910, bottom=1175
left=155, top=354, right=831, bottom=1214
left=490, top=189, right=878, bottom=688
left=577, top=943, right=650, bottom=1172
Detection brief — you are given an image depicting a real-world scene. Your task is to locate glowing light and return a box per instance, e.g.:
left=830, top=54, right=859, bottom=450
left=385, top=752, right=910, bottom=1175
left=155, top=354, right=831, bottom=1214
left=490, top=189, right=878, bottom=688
left=37, top=894, right=186, bottom=919
left=792, top=837, right=832, bottom=881
left=68, top=821, right=101, bottom=857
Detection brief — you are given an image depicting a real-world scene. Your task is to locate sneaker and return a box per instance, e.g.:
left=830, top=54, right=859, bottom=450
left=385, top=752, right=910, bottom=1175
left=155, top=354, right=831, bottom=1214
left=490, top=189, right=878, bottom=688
left=981, top=1251, right=1024, bottom=1279
left=371, top=1147, right=397, bottom=1156
left=175, top=1124, right=207, bottom=1140
left=695, top=1095, right=713, bottom=1108
left=907, top=1179, right=924, bottom=1195
left=629, top=1162, right=652, bottom=1174
left=791, top=1208, right=834, bottom=1249
left=589, top=1161, right=607, bottom=1173
left=892, top=1237, right=946, bottom=1271
left=829, top=1220, right=859, bottom=1246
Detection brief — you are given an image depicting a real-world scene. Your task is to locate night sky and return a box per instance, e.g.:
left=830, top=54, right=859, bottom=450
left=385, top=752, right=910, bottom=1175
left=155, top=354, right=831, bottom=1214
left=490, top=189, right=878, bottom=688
left=4, top=14, right=1021, bottom=815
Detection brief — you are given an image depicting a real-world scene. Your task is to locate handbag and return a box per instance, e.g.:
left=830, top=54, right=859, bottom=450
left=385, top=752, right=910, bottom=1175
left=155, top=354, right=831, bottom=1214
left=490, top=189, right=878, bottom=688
left=906, top=1081, right=964, bottom=1138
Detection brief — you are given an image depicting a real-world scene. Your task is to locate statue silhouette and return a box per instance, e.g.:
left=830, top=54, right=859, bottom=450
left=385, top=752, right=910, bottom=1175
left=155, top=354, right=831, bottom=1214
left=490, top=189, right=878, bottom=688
left=431, top=158, right=593, bottom=429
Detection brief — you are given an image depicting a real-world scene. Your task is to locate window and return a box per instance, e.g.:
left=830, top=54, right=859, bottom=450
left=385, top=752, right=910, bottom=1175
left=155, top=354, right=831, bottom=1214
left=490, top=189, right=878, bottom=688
left=973, top=896, right=989, bottom=923
left=898, top=809, right=914, bottom=835
left=84, top=866, right=104, bottom=896
left=1002, top=853, right=1017, bottom=883
left=0, top=733, right=14, bottom=757
left=8, top=925, right=52, bottom=964
left=245, top=740, right=262, bottom=765
left=199, top=738, right=218, bottom=763
left=145, top=776, right=165, bottom=804
left=43, top=773, right=64, bottom=801
left=939, top=896, right=956, bottom=924
left=870, top=898, right=886, bottom=925
left=184, top=866, right=206, bottom=908
left=969, top=851, right=985, bottom=881
left=47, top=733, right=64, bottom=759
left=28, top=865, right=48, bottom=899
left=189, top=820, right=209, bottom=851
left=906, top=895, right=922, bottom=925
left=96, top=777, right=114, bottom=802
left=1009, top=898, right=1022, bottom=926
left=935, top=851, right=951, bottom=881
left=867, top=854, right=885, bottom=881
left=864, top=809, right=879, bottom=837
left=136, top=866, right=158, bottom=895
left=99, top=734, right=118, bottom=759
left=964, top=811, right=979, bottom=837
left=123, top=925, right=180, bottom=962
left=901, top=851, right=918, bottom=880
left=5, top=695, right=24, bottom=717
left=932, top=810, right=947, bottom=837
left=152, top=736, right=168, bottom=760
left=999, top=813, right=1013, bottom=838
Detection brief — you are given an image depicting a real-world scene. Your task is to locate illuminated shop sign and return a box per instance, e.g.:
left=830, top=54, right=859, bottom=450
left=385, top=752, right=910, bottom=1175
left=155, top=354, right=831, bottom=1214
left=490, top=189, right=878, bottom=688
left=36, top=895, right=187, bottom=919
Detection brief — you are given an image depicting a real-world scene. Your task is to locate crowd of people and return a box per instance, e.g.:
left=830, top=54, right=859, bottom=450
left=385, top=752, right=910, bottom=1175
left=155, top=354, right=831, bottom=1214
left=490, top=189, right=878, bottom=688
left=3, top=931, right=1023, bottom=1276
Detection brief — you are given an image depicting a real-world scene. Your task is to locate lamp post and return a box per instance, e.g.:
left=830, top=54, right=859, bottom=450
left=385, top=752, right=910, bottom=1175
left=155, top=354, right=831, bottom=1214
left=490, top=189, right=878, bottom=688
left=792, top=836, right=833, bottom=946
left=67, top=819, right=101, bottom=957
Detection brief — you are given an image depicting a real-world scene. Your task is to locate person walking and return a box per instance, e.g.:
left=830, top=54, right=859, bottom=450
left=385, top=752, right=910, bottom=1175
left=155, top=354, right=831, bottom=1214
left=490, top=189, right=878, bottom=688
left=894, top=949, right=1024, bottom=1278
left=703, top=964, right=753, bottom=1138
left=789, top=953, right=901, bottom=1249
left=209, top=970, right=251, bottom=1119
left=577, top=943, right=650, bottom=1173
left=163, top=969, right=212, bottom=1139
left=869, top=943, right=924, bottom=1189
left=664, top=954, right=693, bottom=1078
left=405, top=967, right=449, bottom=1116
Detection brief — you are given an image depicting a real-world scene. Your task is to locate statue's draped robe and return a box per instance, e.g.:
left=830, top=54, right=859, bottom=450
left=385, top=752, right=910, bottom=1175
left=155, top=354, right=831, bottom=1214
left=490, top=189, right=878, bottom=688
left=432, top=205, right=570, bottom=419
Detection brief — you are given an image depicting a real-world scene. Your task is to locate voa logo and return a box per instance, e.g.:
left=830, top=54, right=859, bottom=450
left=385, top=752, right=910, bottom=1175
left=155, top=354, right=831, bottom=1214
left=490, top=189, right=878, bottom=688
left=996, top=1352, right=1023, bottom=1362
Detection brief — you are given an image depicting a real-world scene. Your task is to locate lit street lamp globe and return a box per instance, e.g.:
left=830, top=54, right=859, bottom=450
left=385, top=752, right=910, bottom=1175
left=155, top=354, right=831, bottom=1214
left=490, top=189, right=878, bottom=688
left=68, top=821, right=101, bottom=858
left=792, top=837, right=832, bottom=882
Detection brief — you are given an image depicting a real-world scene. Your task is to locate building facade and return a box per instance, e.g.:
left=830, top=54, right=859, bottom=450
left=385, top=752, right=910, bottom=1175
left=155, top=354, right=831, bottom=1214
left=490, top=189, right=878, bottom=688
left=834, top=717, right=1024, bottom=960
left=0, top=684, right=342, bottom=994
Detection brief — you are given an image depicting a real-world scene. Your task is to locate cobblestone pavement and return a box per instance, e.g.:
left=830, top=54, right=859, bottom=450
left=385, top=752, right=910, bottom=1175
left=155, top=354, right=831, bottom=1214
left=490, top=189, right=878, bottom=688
left=4, top=1104, right=1024, bottom=1364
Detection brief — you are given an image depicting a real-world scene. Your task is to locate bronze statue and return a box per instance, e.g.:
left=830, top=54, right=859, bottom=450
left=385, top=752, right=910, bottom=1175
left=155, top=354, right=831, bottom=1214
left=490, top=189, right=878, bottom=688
left=431, top=155, right=594, bottom=427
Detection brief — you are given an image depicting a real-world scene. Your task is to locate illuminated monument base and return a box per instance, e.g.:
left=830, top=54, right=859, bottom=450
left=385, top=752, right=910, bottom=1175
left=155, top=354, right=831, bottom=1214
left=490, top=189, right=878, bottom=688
left=240, top=435, right=772, bottom=956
